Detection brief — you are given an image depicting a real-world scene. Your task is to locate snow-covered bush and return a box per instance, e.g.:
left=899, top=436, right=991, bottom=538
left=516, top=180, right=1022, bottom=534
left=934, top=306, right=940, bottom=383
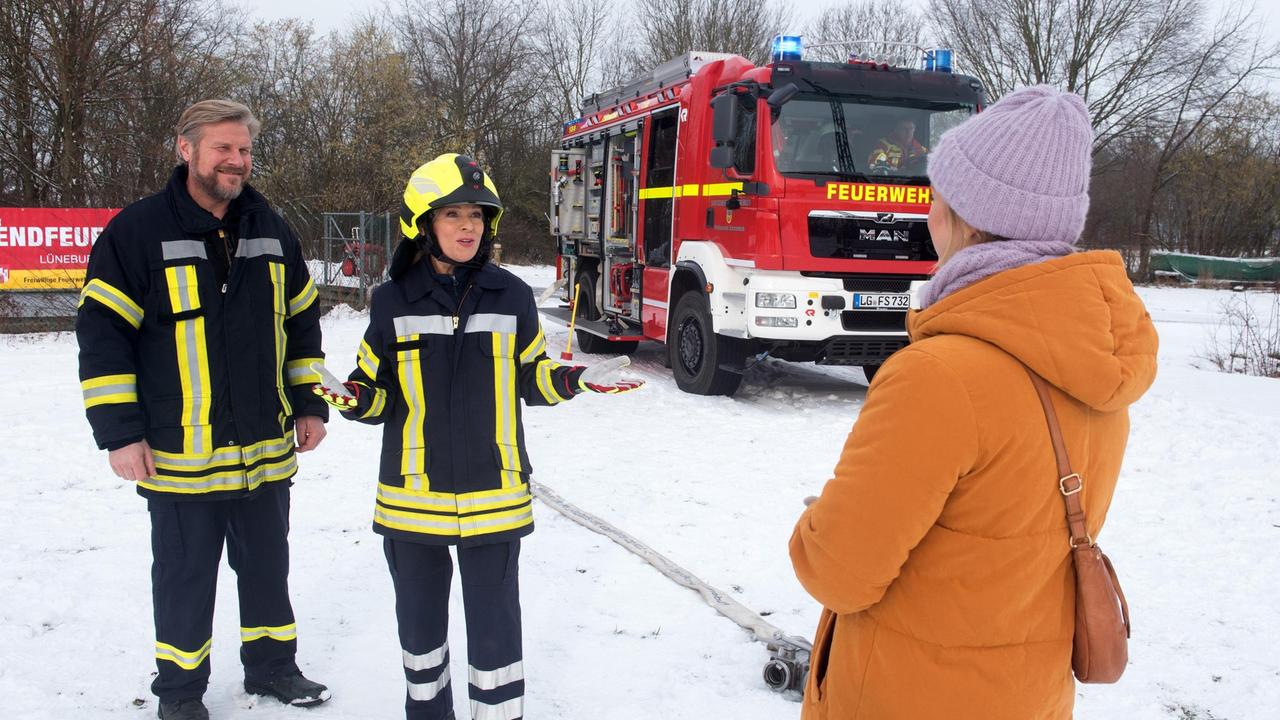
left=1204, top=292, right=1280, bottom=377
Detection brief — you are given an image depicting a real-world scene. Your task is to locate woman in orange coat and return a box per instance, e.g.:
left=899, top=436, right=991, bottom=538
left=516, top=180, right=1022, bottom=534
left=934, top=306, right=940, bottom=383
left=790, top=85, right=1158, bottom=719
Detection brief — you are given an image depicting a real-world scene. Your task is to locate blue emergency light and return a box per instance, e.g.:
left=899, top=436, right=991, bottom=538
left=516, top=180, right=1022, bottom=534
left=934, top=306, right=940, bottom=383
left=771, top=35, right=803, bottom=63
left=923, top=48, right=954, bottom=73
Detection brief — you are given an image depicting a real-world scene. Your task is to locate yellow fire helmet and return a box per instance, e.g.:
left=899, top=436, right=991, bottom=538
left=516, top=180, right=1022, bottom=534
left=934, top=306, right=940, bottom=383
left=391, top=153, right=504, bottom=278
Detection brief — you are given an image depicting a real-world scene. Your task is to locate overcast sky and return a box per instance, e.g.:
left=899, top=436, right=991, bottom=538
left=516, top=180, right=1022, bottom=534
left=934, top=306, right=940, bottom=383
left=247, top=0, right=1279, bottom=68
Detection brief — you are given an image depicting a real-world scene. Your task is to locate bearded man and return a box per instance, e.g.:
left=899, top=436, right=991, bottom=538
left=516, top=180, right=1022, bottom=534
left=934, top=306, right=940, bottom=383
left=76, top=99, right=330, bottom=720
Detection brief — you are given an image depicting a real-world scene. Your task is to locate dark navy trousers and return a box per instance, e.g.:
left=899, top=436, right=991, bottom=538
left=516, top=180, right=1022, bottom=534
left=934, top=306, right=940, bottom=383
left=148, top=481, right=299, bottom=702
left=384, top=538, right=524, bottom=720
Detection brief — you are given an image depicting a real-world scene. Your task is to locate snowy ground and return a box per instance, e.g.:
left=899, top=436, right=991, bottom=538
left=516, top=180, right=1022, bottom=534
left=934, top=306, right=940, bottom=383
left=1, top=267, right=1277, bottom=719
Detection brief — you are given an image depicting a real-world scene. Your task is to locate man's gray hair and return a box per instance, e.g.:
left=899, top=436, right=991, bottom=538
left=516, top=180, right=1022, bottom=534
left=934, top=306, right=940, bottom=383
left=174, top=99, right=261, bottom=163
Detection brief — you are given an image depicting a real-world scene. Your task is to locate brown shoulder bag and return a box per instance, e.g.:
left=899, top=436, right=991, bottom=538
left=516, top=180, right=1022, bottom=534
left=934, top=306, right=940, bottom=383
left=1025, top=368, right=1131, bottom=683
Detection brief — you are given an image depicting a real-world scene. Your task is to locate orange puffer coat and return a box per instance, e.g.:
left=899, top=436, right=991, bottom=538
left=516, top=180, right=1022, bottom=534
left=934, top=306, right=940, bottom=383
left=790, top=251, right=1158, bottom=719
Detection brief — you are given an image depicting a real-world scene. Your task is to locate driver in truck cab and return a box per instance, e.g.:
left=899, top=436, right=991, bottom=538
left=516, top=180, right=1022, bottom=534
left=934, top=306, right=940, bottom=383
left=868, top=117, right=927, bottom=172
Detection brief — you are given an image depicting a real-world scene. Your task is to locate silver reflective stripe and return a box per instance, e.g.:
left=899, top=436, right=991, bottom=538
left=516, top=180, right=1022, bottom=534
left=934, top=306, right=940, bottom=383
left=172, top=271, right=199, bottom=312
left=403, top=643, right=448, bottom=671
left=236, top=237, right=283, bottom=258
left=465, top=313, right=517, bottom=334
left=82, top=382, right=136, bottom=401
left=374, top=508, right=459, bottom=532
left=394, top=315, right=454, bottom=337
left=471, top=696, right=523, bottom=720
left=461, top=507, right=532, bottom=531
left=379, top=485, right=457, bottom=512
left=162, top=240, right=208, bottom=260
left=153, top=447, right=243, bottom=468
left=469, top=661, right=524, bottom=691
left=408, top=672, right=451, bottom=702
left=456, top=485, right=529, bottom=512
left=145, top=475, right=243, bottom=492
left=243, top=437, right=293, bottom=465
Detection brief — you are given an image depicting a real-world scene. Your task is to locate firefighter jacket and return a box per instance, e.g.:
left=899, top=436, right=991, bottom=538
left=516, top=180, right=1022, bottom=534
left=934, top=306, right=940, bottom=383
left=868, top=136, right=927, bottom=170
left=76, top=166, right=327, bottom=501
left=340, top=259, right=584, bottom=546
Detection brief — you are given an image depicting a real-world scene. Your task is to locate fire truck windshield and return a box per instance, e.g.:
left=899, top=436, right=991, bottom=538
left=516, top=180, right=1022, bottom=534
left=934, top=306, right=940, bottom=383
left=771, top=94, right=974, bottom=182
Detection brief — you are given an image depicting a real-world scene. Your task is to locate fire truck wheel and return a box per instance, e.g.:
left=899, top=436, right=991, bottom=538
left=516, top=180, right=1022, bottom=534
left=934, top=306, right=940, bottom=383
left=575, top=267, right=639, bottom=355
left=669, top=291, right=744, bottom=396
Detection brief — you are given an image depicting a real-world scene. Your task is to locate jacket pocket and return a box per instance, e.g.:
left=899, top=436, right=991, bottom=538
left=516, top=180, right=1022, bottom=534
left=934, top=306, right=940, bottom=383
left=144, top=396, right=215, bottom=458
left=808, top=608, right=838, bottom=704
left=492, top=442, right=531, bottom=477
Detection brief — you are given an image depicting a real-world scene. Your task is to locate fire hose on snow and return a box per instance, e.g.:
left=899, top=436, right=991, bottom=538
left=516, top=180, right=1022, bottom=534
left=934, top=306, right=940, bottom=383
left=531, top=481, right=812, bottom=699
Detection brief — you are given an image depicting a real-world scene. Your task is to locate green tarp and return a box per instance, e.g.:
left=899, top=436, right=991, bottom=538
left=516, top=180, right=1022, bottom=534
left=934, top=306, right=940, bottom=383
left=1150, top=251, right=1280, bottom=282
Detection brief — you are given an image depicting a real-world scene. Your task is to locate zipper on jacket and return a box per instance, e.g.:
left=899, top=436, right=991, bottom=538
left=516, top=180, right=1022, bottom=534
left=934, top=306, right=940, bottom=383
left=453, top=282, right=475, bottom=332
left=218, top=229, right=230, bottom=294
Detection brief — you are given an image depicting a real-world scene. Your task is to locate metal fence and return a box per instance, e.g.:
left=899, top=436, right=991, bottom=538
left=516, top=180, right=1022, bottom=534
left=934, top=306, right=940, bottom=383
left=309, top=211, right=396, bottom=310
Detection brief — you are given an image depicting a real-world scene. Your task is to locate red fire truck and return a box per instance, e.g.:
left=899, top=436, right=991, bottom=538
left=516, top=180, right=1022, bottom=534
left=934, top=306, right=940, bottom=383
left=546, top=39, right=984, bottom=395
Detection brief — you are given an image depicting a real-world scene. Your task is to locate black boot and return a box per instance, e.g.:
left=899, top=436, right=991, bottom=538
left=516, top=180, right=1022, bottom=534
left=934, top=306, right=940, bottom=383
left=245, top=670, right=331, bottom=707
left=157, top=698, right=209, bottom=720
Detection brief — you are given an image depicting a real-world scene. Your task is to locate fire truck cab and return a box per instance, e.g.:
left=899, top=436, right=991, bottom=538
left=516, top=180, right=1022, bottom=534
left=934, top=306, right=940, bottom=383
left=547, top=39, right=984, bottom=395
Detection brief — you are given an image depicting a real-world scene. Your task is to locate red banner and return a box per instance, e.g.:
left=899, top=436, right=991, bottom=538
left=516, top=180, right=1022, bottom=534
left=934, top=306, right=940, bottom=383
left=0, top=208, right=119, bottom=291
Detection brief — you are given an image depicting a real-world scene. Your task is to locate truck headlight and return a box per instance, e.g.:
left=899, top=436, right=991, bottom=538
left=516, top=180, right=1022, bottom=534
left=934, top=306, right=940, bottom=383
left=755, top=292, right=796, bottom=309
left=755, top=316, right=798, bottom=328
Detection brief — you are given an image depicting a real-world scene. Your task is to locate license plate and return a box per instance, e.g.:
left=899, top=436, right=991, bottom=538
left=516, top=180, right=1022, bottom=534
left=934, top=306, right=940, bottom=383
left=853, top=292, right=910, bottom=310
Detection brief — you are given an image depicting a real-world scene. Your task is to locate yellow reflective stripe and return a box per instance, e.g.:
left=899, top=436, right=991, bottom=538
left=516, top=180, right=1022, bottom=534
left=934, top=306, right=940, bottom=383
left=155, top=638, right=212, bottom=670
left=241, top=623, right=297, bottom=643
left=151, top=432, right=294, bottom=466
left=269, top=262, right=292, bottom=417
left=397, top=344, right=427, bottom=475
left=374, top=505, right=461, bottom=536
left=680, top=184, right=699, bottom=197
left=81, top=373, right=137, bottom=408
left=79, top=279, right=143, bottom=329
left=288, top=277, right=318, bottom=317
left=174, top=304, right=212, bottom=456
left=377, top=483, right=458, bottom=512
left=638, top=186, right=674, bottom=199
left=459, top=505, right=534, bottom=537
left=286, top=357, right=322, bottom=386
left=702, top=181, right=744, bottom=197
left=492, top=333, right=519, bottom=486
left=164, top=265, right=201, bottom=313
left=518, top=328, right=546, bottom=365
left=140, top=453, right=297, bottom=495
left=357, top=339, right=380, bottom=379
left=537, top=359, right=569, bottom=404
left=363, top=387, right=387, bottom=419
left=457, top=483, right=530, bottom=513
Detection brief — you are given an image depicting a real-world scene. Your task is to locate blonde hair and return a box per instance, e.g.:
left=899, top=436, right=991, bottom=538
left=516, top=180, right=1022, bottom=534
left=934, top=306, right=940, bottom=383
left=174, top=99, right=261, bottom=163
left=936, top=203, right=1001, bottom=267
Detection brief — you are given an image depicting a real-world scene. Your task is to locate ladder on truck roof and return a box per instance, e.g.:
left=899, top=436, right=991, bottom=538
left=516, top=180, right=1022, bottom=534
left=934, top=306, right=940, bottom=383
left=580, top=50, right=738, bottom=115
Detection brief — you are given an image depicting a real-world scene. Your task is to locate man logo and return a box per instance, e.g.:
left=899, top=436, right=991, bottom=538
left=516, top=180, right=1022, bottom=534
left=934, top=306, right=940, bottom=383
left=0, top=267, right=8, bottom=284
left=875, top=213, right=896, bottom=224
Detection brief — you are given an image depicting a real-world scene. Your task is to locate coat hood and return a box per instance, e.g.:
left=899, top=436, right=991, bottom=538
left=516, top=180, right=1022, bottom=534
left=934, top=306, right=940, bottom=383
left=907, top=250, right=1158, bottom=412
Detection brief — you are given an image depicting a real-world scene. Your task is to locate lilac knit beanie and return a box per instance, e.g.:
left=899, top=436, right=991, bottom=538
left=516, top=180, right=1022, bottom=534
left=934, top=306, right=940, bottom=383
left=927, top=85, right=1094, bottom=243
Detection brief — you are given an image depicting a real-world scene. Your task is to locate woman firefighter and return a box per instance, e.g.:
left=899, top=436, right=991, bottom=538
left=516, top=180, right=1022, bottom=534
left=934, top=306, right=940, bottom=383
left=313, top=153, right=641, bottom=720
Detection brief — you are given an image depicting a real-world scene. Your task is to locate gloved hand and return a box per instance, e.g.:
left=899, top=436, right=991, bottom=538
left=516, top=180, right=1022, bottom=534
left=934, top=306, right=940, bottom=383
left=310, top=362, right=360, bottom=410
left=578, top=356, right=644, bottom=394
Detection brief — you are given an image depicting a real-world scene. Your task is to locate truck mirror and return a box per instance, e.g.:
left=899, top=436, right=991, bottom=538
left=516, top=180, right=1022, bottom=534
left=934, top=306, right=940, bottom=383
left=710, top=146, right=735, bottom=169
left=711, top=93, right=739, bottom=144
left=766, top=83, right=799, bottom=109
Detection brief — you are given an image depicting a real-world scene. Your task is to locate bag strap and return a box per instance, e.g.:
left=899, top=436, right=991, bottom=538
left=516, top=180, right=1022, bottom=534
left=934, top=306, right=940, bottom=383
left=1023, top=367, right=1093, bottom=549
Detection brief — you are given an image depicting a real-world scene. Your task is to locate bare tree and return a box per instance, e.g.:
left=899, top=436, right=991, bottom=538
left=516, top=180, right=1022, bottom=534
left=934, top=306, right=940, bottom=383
left=1127, top=4, right=1280, bottom=275
left=0, top=0, right=241, bottom=206
left=927, top=0, right=1203, bottom=156
left=802, top=0, right=926, bottom=63
left=530, top=0, right=620, bottom=120
left=629, top=0, right=794, bottom=70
